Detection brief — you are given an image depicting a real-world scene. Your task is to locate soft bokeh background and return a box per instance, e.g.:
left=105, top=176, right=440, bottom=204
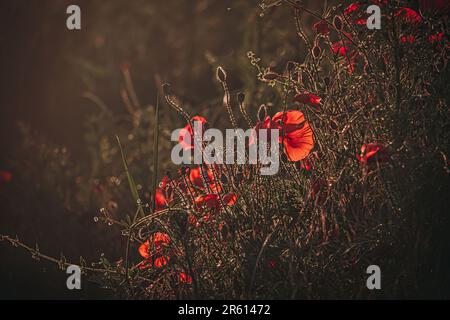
left=0, top=0, right=322, bottom=299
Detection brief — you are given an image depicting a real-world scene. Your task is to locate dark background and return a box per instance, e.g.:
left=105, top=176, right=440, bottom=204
left=0, top=0, right=321, bottom=299
left=0, top=0, right=243, bottom=299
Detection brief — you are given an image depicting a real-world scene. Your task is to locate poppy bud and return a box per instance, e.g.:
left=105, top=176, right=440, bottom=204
left=257, top=104, right=267, bottom=122
left=217, top=66, right=227, bottom=82
left=287, top=61, right=295, bottom=72
left=162, top=83, right=171, bottom=96
left=237, top=92, right=245, bottom=104
left=333, top=15, right=343, bottom=30
left=312, top=46, right=321, bottom=58
left=263, top=72, right=278, bottom=81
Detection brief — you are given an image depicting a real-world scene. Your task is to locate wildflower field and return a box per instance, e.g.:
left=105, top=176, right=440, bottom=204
left=0, top=0, right=449, bottom=299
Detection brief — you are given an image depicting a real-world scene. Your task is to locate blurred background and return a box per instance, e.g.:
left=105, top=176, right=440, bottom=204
left=0, top=0, right=323, bottom=299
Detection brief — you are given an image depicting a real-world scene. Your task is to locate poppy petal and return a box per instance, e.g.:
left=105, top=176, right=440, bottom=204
left=138, top=240, right=151, bottom=259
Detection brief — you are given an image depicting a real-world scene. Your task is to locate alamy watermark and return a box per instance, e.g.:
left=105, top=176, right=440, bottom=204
left=367, top=5, right=381, bottom=30
left=366, top=265, right=381, bottom=290
left=66, top=5, right=81, bottom=30
left=171, top=120, right=280, bottom=175
left=66, top=264, right=81, bottom=290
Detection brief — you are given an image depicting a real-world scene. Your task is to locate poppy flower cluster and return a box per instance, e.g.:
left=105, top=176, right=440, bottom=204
left=152, top=116, right=242, bottom=228
left=138, top=232, right=172, bottom=269
left=154, top=165, right=237, bottom=219
left=189, top=166, right=237, bottom=224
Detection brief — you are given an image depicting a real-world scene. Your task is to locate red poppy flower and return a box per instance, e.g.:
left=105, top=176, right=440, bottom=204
left=195, top=194, right=221, bottom=213
left=331, top=40, right=352, bottom=57
left=294, top=92, right=321, bottom=107
left=139, top=255, right=169, bottom=269
left=331, top=39, right=359, bottom=73
left=313, top=20, right=330, bottom=35
left=400, top=35, right=415, bottom=43
left=179, top=115, right=207, bottom=150
left=189, top=166, right=218, bottom=191
left=250, top=115, right=277, bottom=147
left=223, top=192, right=238, bottom=206
left=139, top=232, right=171, bottom=259
left=153, top=232, right=171, bottom=249
left=159, top=175, right=170, bottom=189
left=428, top=32, right=444, bottom=43
left=354, top=18, right=366, bottom=25
left=179, top=272, right=193, bottom=284
left=0, top=170, right=12, bottom=185
left=255, top=116, right=272, bottom=131
left=300, top=158, right=313, bottom=171
left=154, top=255, right=169, bottom=268
left=344, top=2, right=362, bottom=16
left=153, top=175, right=175, bottom=211
left=394, top=7, right=422, bottom=24
left=154, top=189, right=168, bottom=210
left=195, top=192, right=237, bottom=214
left=272, top=110, right=314, bottom=162
left=356, top=143, right=389, bottom=164
left=138, top=232, right=171, bottom=269
left=138, top=241, right=152, bottom=259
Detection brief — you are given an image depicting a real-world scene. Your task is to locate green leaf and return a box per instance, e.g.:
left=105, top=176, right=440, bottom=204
left=151, top=92, right=160, bottom=212
left=116, top=135, right=144, bottom=219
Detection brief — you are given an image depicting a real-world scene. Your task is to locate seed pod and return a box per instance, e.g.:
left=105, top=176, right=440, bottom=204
left=286, top=61, right=295, bottom=72
left=162, top=83, right=171, bottom=96
left=237, top=92, right=245, bottom=103
left=312, top=46, right=321, bottom=58
left=263, top=72, right=278, bottom=81
left=220, top=174, right=228, bottom=185
left=217, top=66, right=227, bottom=82
left=257, top=104, right=267, bottom=122
left=333, top=15, right=343, bottom=30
